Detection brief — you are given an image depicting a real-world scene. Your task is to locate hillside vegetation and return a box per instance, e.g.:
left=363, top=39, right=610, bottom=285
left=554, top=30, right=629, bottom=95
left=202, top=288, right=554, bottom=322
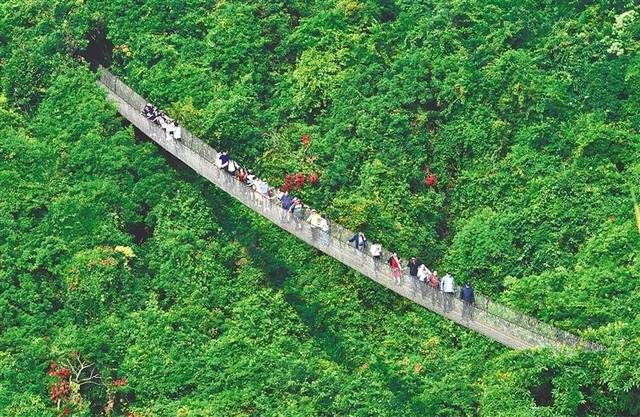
left=1, top=1, right=639, bottom=416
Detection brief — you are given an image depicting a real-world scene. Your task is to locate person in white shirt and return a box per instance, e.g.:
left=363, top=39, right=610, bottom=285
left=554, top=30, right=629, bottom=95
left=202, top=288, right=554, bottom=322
left=417, top=264, right=431, bottom=297
left=257, top=179, right=269, bottom=209
left=369, top=243, right=382, bottom=271
left=172, top=122, right=182, bottom=141
left=274, top=188, right=286, bottom=220
left=251, top=177, right=262, bottom=204
left=245, top=171, right=256, bottom=188
left=226, top=159, right=237, bottom=176
left=319, top=215, right=330, bottom=246
left=417, top=264, right=431, bottom=281
left=440, top=273, right=455, bottom=313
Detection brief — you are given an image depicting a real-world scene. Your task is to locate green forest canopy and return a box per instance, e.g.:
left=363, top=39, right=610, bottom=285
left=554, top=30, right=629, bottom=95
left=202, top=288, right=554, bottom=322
left=1, top=0, right=639, bottom=416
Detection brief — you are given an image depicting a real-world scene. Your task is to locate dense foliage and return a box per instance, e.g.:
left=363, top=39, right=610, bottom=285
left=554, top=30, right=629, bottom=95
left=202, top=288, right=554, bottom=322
left=1, top=0, right=639, bottom=415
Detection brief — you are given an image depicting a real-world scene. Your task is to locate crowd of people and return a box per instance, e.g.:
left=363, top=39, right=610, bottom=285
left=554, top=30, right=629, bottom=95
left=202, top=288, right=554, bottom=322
left=351, top=236, right=476, bottom=320
left=142, top=103, right=476, bottom=321
left=142, top=103, right=182, bottom=140
left=214, top=151, right=331, bottom=243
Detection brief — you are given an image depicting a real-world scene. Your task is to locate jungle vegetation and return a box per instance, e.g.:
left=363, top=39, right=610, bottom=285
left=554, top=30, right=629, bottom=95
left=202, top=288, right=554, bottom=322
left=1, top=1, right=639, bottom=416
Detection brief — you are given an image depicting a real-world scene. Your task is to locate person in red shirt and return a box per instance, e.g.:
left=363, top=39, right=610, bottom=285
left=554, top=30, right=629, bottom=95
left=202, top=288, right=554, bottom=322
left=428, top=271, right=440, bottom=307
left=387, top=253, right=402, bottom=285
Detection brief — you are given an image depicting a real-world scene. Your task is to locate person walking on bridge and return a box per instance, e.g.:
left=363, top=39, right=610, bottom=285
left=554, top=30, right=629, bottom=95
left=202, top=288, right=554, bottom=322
left=307, top=209, right=323, bottom=240
left=460, top=282, right=475, bottom=321
left=171, top=121, right=181, bottom=141
left=245, top=170, right=256, bottom=188
left=256, top=178, right=269, bottom=209
left=349, top=232, right=367, bottom=252
left=408, top=257, right=420, bottom=294
left=427, top=270, right=440, bottom=307
left=279, top=190, right=293, bottom=221
left=216, top=151, right=229, bottom=170
left=226, top=159, right=238, bottom=176
left=320, top=215, right=330, bottom=247
left=388, top=253, right=402, bottom=285
left=251, top=177, right=260, bottom=199
left=440, top=272, right=455, bottom=313
left=417, top=264, right=431, bottom=297
left=369, top=242, right=382, bottom=272
left=236, top=167, right=247, bottom=184
left=289, top=198, right=304, bottom=229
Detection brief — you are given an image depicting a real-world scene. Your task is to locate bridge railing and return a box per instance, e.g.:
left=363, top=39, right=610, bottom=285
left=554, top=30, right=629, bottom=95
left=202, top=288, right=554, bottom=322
left=99, top=68, right=604, bottom=351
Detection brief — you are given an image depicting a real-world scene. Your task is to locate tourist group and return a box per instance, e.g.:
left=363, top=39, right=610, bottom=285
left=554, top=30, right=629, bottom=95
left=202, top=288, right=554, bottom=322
left=142, top=102, right=476, bottom=320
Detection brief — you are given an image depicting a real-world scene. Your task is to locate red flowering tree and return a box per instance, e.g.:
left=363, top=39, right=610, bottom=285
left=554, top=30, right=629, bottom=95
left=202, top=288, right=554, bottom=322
left=281, top=172, right=308, bottom=191
left=47, top=353, right=104, bottom=413
left=300, top=134, right=311, bottom=148
left=281, top=174, right=295, bottom=192
left=294, top=172, right=306, bottom=188
left=424, top=174, right=437, bottom=187
left=113, top=376, right=127, bottom=387
left=48, top=362, right=72, bottom=410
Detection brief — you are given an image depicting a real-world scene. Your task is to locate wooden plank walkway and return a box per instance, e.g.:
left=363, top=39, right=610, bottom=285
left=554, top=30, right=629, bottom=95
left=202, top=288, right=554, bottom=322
left=98, top=69, right=603, bottom=352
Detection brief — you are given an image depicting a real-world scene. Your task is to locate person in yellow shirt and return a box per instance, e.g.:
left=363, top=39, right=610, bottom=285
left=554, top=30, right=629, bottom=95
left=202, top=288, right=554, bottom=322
left=307, top=209, right=323, bottom=240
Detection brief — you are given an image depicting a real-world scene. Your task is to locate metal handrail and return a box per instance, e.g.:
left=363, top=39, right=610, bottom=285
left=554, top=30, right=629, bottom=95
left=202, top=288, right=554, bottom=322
left=98, top=68, right=604, bottom=352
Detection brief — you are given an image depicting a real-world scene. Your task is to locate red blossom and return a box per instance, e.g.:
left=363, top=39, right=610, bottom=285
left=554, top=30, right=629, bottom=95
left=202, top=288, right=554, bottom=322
left=282, top=171, right=318, bottom=191
left=294, top=173, right=306, bottom=188
left=50, top=380, right=70, bottom=401
left=57, top=367, right=71, bottom=379
left=113, top=376, right=127, bottom=387
left=61, top=406, right=72, bottom=416
left=281, top=174, right=295, bottom=192
left=48, top=362, right=71, bottom=379
left=301, top=134, right=311, bottom=148
left=48, top=362, right=59, bottom=377
left=424, top=174, right=437, bottom=187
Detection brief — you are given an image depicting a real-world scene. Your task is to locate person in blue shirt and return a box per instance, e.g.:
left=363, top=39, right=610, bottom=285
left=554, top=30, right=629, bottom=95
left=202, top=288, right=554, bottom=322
left=280, top=191, right=293, bottom=221
left=348, top=232, right=367, bottom=251
left=460, top=282, right=475, bottom=320
left=216, top=152, right=230, bottom=170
